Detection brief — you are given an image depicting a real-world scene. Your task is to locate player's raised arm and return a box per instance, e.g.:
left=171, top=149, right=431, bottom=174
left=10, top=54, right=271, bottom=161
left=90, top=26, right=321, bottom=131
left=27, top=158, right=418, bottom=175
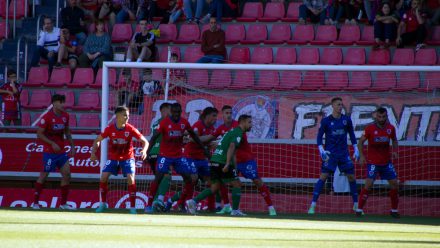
left=90, top=134, right=105, bottom=161
left=146, top=131, right=161, bottom=155
left=357, top=135, right=368, bottom=165
left=316, top=119, right=330, bottom=161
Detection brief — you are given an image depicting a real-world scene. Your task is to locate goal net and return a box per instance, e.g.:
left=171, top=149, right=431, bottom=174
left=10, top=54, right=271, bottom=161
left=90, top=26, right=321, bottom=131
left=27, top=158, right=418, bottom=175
left=100, top=60, right=440, bottom=216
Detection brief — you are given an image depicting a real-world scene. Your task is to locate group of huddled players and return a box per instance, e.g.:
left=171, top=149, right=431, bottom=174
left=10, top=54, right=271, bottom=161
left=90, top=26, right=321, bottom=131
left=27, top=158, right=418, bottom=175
left=31, top=95, right=400, bottom=218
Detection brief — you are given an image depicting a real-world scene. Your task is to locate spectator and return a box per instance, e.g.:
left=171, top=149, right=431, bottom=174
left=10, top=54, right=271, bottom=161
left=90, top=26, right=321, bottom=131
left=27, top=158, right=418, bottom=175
left=140, top=0, right=174, bottom=24
left=374, top=2, right=399, bottom=49
left=95, top=0, right=118, bottom=29
left=137, top=68, right=162, bottom=114
left=299, top=0, right=329, bottom=25
left=427, top=0, right=440, bottom=25
left=169, top=53, right=186, bottom=83
left=197, top=17, right=226, bottom=63
left=364, top=0, right=380, bottom=24
left=115, top=0, right=137, bottom=23
left=0, top=70, right=22, bottom=126
left=30, top=17, right=61, bottom=73
left=118, top=69, right=139, bottom=108
left=396, top=0, right=427, bottom=50
left=168, top=0, right=184, bottom=24
left=61, top=0, right=87, bottom=45
left=78, top=19, right=112, bottom=71
left=126, top=20, right=157, bottom=62
left=57, top=28, right=79, bottom=70
left=184, top=0, right=205, bottom=23
left=201, top=0, right=224, bottom=23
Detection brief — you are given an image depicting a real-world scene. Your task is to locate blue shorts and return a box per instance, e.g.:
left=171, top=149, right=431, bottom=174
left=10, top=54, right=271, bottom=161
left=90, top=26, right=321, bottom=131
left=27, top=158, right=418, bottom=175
left=237, top=160, right=259, bottom=180
left=321, top=155, right=354, bottom=175
left=367, top=163, right=397, bottom=180
left=43, top=153, right=69, bottom=172
left=102, top=159, right=136, bottom=176
left=186, top=158, right=210, bottom=177
left=157, top=156, right=196, bottom=175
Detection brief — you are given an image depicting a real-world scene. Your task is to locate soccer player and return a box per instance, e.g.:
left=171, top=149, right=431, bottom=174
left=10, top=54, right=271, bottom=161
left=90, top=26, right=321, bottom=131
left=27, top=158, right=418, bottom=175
left=186, top=114, right=253, bottom=216
left=32, top=94, right=75, bottom=210
left=356, top=107, right=400, bottom=218
left=308, top=97, right=360, bottom=214
left=91, top=106, right=148, bottom=214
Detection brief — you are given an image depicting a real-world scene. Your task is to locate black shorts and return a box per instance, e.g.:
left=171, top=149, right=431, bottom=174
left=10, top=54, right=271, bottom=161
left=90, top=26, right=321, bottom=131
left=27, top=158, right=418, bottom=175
left=210, top=162, right=239, bottom=183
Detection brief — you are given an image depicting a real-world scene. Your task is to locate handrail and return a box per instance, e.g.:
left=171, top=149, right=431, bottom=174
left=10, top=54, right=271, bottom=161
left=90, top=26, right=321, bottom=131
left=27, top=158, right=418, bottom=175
left=25, top=0, right=28, bottom=17
left=16, top=36, right=29, bottom=82
left=56, top=0, right=60, bottom=27
left=5, top=0, right=9, bottom=40
left=12, top=0, right=16, bottom=38
left=32, top=0, right=35, bottom=18
left=36, top=13, right=45, bottom=40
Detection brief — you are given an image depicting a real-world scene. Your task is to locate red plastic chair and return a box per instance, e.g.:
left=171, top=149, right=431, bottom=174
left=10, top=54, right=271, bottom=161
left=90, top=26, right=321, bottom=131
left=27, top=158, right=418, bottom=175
left=320, top=47, right=342, bottom=65
left=251, top=47, right=273, bottom=64
left=371, top=72, right=396, bottom=91
left=229, top=47, right=250, bottom=64
left=427, top=26, right=440, bottom=45
left=175, top=24, right=200, bottom=44
left=158, top=46, right=181, bottom=62
left=255, top=70, right=279, bottom=89
left=391, top=49, right=414, bottom=65
left=368, top=49, right=390, bottom=65
left=1, top=0, right=27, bottom=19
left=297, top=47, right=319, bottom=65
left=324, top=71, right=348, bottom=90
left=55, top=90, right=75, bottom=109
left=225, top=24, right=246, bottom=44
left=188, top=69, right=209, bottom=88
left=210, top=70, right=232, bottom=89
left=230, top=70, right=255, bottom=89
left=23, top=90, right=52, bottom=109
left=21, top=112, right=31, bottom=126
left=282, top=2, right=301, bottom=22
left=93, top=68, right=117, bottom=89
left=111, top=23, right=133, bottom=43
left=0, top=20, right=9, bottom=40
left=26, top=67, right=49, bottom=87
left=395, top=72, right=420, bottom=91
left=348, top=71, right=371, bottom=91
left=343, top=48, right=366, bottom=65
left=334, top=25, right=360, bottom=45
left=288, top=25, right=314, bottom=45
left=311, top=25, right=337, bottom=45
left=260, top=2, right=285, bottom=22
left=277, top=71, right=302, bottom=90
left=237, top=2, right=264, bottom=22
left=70, top=68, right=94, bottom=88
left=183, top=46, right=204, bottom=63
left=157, top=24, right=177, bottom=43
left=242, top=24, right=267, bottom=44
left=357, top=26, right=374, bottom=45
left=48, top=68, right=71, bottom=87
left=73, top=91, right=100, bottom=110
left=300, top=71, right=325, bottom=90
left=414, top=48, right=437, bottom=65
left=77, top=113, right=100, bottom=134
left=265, top=23, right=291, bottom=44
left=419, top=72, right=440, bottom=91
left=20, top=89, right=29, bottom=107
left=274, top=47, right=296, bottom=64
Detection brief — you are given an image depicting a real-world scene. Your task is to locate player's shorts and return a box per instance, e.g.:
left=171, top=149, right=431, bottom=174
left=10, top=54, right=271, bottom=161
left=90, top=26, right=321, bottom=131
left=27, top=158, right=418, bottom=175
left=43, top=152, right=69, bottom=172
left=210, top=162, right=239, bottom=183
left=321, top=155, right=354, bottom=175
left=186, top=158, right=210, bottom=177
left=237, top=160, right=259, bottom=180
left=367, top=163, right=397, bottom=180
left=67, top=53, right=78, bottom=62
left=102, top=159, right=136, bottom=176
left=147, top=154, right=158, bottom=174
left=157, top=156, right=196, bottom=175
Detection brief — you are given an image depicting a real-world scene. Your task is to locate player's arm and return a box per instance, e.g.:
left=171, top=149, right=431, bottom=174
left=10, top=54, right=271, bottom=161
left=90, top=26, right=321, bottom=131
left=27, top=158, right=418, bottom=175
left=316, top=119, right=330, bottom=161
left=347, top=118, right=360, bottom=161
left=357, top=135, right=368, bottom=165
left=146, top=131, right=160, bottom=156
left=90, top=134, right=105, bottom=161
left=391, top=131, right=398, bottom=160
left=137, top=135, right=149, bottom=160
left=187, top=128, right=211, bottom=158
left=64, top=125, right=75, bottom=157
left=37, top=127, right=61, bottom=152
left=223, top=142, right=236, bottom=173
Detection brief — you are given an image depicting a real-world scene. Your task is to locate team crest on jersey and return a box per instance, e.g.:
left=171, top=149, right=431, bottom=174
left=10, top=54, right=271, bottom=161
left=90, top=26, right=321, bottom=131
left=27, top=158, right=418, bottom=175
left=168, top=125, right=172, bottom=128
left=62, top=117, right=67, bottom=123
left=374, top=131, right=378, bottom=135
left=112, top=133, right=115, bottom=136
left=331, top=122, right=334, bottom=125
left=52, top=118, right=55, bottom=122
left=387, top=129, right=392, bottom=134
left=181, top=124, right=185, bottom=129
left=40, top=119, right=45, bottom=124
left=125, top=132, right=129, bottom=137
left=343, top=120, right=347, bottom=125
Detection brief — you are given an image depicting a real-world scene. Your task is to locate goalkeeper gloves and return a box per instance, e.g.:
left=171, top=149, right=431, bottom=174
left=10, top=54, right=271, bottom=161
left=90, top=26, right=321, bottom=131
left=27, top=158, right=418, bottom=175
left=353, top=145, right=360, bottom=161
left=318, top=145, right=331, bottom=162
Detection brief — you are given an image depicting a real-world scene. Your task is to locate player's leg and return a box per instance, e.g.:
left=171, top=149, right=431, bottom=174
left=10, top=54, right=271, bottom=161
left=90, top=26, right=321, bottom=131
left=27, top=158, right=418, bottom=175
left=145, top=157, right=160, bottom=213
left=356, top=164, right=377, bottom=216
left=383, top=163, right=399, bottom=218
left=122, top=158, right=137, bottom=214
left=217, top=183, right=230, bottom=210
left=340, top=157, right=358, bottom=211
left=186, top=165, right=222, bottom=214
left=33, top=153, right=56, bottom=209
left=308, top=160, right=331, bottom=214
left=229, top=178, right=245, bottom=216
left=96, top=160, right=118, bottom=213
left=171, top=158, right=197, bottom=211
left=152, top=157, right=173, bottom=211
left=138, top=46, right=152, bottom=62
left=58, top=154, right=75, bottom=210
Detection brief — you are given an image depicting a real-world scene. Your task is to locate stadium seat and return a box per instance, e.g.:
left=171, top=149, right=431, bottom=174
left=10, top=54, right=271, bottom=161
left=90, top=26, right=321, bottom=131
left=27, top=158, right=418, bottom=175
left=255, top=71, right=279, bottom=89
left=414, top=48, right=437, bottom=65
left=55, top=90, right=75, bottom=109
left=348, top=71, right=372, bottom=91
left=111, top=23, right=133, bottom=43
left=334, top=25, right=360, bottom=45
left=419, top=72, right=440, bottom=91
left=129, top=68, right=141, bottom=84
left=288, top=25, right=314, bottom=45
left=158, top=46, right=181, bottom=62
left=25, top=67, right=49, bottom=87
left=274, top=47, right=296, bottom=64
left=70, top=68, right=94, bottom=88
left=242, top=24, right=267, bottom=44
left=320, top=47, right=342, bottom=65
left=371, top=72, right=396, bottom=91
left=260, top=2, right=285, bottom=22
left=175, top=24, right=200, bottom=44
left=265, top=23, right=291, bottom=44
left=77, top=113, right=100, bottom=134
left=69, top=115, right=77, bottom=128
left=157, top=24, right=177, bottom=43
left=225, top=24, right=246, bottom=44
left=88, top=22, right=109, bottom=34
left=20, top=89, right=29, bottom=107
left=47, top=68, right=71, bottom=87
left=427, top=26, right=440, bottom=45
left=300, top=71, right=325, bottom=90
left=391, top=49, right=415, bottom=65
left=277, top=71, right=302, bottom=90
left=237, top=2, right=263, bottom=22
left=152, top=69, right=164, bottom=81
left=0, top=20, right=8, bottom=40
left=73, top=91, right=100, bottom=110
left=282, top=2, right=300, bottom=22
left=357, top=26, right=374, bottom=45
left=1, top=0, right=27, bottom=19
left=323, top=71, right=348, bottom=90
left=343, top=48, right=366, bottom=65
left=188, top=69, right=209, bottom=88
left=368, top=49, right=390, bottom=65
left=23, top=89, right=52, bottom=109
left=230, top=70, right=255, bottom=89
left=210, top=70, right=232, bottom=89
left=183, top=46, right=204, bottom=63
left=21, top=112, right=31, bottom=126
left=297, top=47, right=319, bottom=65
left=311, top=25, right=337, bottom=45
left=0, top=0, right=6, bottom=18
left=229, top=47, right=250, bottom=64
left=93, top=68, right=117, bottom=89
left=395, top=72, right=420, bottom=91
left=251, top=47, right=273, bottom=64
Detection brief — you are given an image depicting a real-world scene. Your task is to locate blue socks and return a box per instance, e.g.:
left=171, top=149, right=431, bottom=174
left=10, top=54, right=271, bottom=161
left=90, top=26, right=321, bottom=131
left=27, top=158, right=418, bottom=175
left=312, top=179, right=325, bottom=203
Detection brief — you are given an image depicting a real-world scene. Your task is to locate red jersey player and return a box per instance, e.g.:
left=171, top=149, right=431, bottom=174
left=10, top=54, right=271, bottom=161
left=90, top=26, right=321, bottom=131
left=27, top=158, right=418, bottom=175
left=0, top=70, right=22, bottom=126
left=91, top=106, right=148, bottom=214
left=356, top=107, right=400, bottom=218
left=32, top=94, right=75, bottom=210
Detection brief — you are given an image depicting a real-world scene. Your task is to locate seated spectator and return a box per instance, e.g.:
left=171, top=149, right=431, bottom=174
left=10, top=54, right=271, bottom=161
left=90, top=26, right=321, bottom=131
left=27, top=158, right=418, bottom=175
left=395, top=0, right=412, bottom=17
left=0, top=70, right=22, bottom=126
left=364, top=0, right=380, bottom=24
left=197, top=17, right=226, bottom=63
left=78, top=19, right=112, bottom=71
left=95, top=0, right=118, bottom=29
left=61, top=0, right=87, bottom=45
left=126, top=20, right=157, bottom=62
left=299, top=0, right=329, bottom=25
left=396, top=0, right=427, bottom=50
left=115, top=0, right=137, bottom=23
left=427, top=0, right=440, bottom=25
left=138, top=0, right=173, bottom=24
left=374, top=2, right=399, bottom=49
left=57, top=28, right=79, bottom=70
left=168, top=0, right=184, bottom=24
left=201, top=0, right=224, bottom=23
left=30, top=17, right=61, bottom=73
left=184, top=0, right=205, bottom=23
left=138, top=68, right=162, bottom=114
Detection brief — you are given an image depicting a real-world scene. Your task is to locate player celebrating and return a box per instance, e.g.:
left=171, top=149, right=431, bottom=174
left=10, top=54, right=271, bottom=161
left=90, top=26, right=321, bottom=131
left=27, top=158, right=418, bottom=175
left=186, top=114, right=253, bottom=216
left=91, top=106, right=148, bottom=214
left=32, top=94, right=75, bottom=210
left=356, top=107, right=400, bottom=218
left=308, top=97, right=360, bottom=214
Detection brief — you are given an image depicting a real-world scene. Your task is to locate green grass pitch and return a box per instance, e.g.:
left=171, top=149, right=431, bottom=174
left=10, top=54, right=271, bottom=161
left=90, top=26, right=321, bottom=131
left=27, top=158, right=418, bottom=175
left=0, top=209, right=439, bottom=248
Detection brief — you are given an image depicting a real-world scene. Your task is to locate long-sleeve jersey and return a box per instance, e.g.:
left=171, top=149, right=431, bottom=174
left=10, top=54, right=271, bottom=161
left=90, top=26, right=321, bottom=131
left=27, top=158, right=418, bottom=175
left=316, top=114, right=356, bottom=158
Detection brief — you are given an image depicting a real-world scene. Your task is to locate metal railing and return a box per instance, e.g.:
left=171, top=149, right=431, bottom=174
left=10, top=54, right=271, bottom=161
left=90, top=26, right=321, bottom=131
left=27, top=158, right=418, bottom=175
left=16, top=35, right=29, bottom=82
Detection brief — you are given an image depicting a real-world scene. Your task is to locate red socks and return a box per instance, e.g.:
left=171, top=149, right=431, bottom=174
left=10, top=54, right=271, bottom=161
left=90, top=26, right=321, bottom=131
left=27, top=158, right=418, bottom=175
left=220, top=184, right=230, bottom=204
left=390, top=189, right=399, bottom=210
left=258, top=185, right=273, bottom=207
left=177, top=182, right=194, bottom=206
left=147, top=180, right=159, bottom=207
left=358, top=188, right=369, bottom=210
left=99, top=182, right=108, bottom=203
left=34, top=182, right=43, bottom=204
left=128, top=184, right=137, bottom=208
left=60, top=185, right=69, bottom=205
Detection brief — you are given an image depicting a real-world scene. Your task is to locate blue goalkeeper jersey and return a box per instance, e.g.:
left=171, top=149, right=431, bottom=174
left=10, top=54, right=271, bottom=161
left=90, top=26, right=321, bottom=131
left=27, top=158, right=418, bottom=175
left=317, top=114, right=357, bottom=158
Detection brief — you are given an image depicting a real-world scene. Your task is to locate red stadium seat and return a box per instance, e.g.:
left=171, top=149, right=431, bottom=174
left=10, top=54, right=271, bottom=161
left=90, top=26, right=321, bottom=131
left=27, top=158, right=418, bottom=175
left=48, top=68, right=71, bottom=87
left=152, top=69, right=164, bottom=81
left=21, top=112, right=31, bottom=126
left=23, top=89, right=52, bottom=109
left=348, top=71, right=371, bottom=90
left=343, top=48, right=366, bottom=65
left=371, top=72, right=396, bottom=91
left=300, top=71, right=325, bottom=90
left=277, top=71, right=302, bottom=90
left=414, top=48, right=437, bottom=65
left=282, top=2, right=300, bottom=22
left=334, top=25, right=360, bottom=45
left=116, top=68, right=141, bottom=89
left=77, top=113, right=100, bottom=134
left=111, top=23, right=133, bottom=43
left=311, top=25, right=337, bottom=45
left=0, top=0, right=6, bottom=18
left=188, top=69, right=209, bottom=88
left=265, top=23, right=291, bottom=44
left=73, top=91, right=100, bottom=110
left=25, top=67, right=49, bottom=87
left=70, top=68, right=94, bottom=88
left=158, top=46, right=181, bottom=62
left=230, top=70, right=255, bottom=89
left=297, top=47, right=319, bottom=65
left=0, top=20, right=9, bottom=40
left=323, top=71, right=348, bottom=90
left=69, top=115, right=77, bottom=128
left=20, top=89, right=29, bottom=107
left=1, top=0, right=27, bottom=19
left=229, top=47, right=250, bottom=64
left=183, top=46, right=204, bottom=63
left=242, top=24, right=267, bottom=44
left=368, top=49, right=390, bottom=65
left=175, top=24, right=200, bottom=44
left=320, top=47, right=342, bottom=65
left=419, top=72, right=440, bottom=91
left=427, top=26, right=440, bottom=45
left=237, top=2, right=263, bottom=22
left=395, top=72, right=420, bottom=91
left=391, top=49, right=414, bottom=65
left=251, top=47, right=273, bottom=64
left=255, top=70, right=279, bottom=89
left=357, top=26, right=374, bottom=45
left=210, top=70, right=232, bottom=89
left=260, top=2, right=285, bottom=22
left=157, top=24, right=177, bottom=43
left=225, top=24, right=246, bottom=44
left=55, top=90, right=75, bottom=109
left=288, top=25, right=314, bottom=45
left=93, top=68, right=117, bottom=89
left=274, top=47, right=296, bottom=64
